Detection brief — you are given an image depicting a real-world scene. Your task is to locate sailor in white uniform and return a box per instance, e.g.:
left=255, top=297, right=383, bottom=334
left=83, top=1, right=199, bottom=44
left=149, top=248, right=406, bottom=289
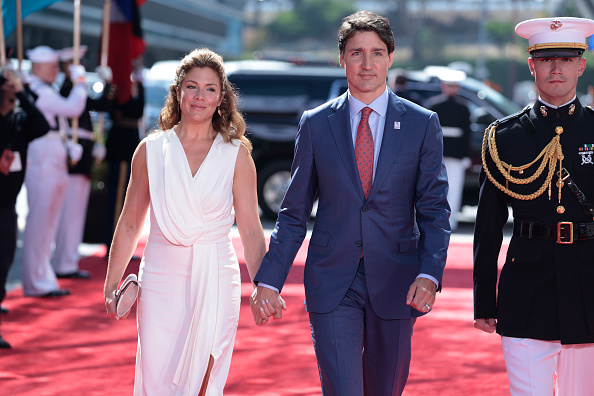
left=21, top=45, right=86, bottom=297
left=51, top=46, right=112, bottom=279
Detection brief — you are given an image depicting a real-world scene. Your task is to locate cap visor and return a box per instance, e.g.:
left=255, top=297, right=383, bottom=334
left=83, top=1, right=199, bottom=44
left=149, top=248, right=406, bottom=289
left=531, top=48, right=583, bottom=58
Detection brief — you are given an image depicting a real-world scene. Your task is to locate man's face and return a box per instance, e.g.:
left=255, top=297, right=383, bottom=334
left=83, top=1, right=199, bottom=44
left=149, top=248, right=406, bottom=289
left=339, top=30, right=393, bottom=103
left=33, top=61, right=60, bottom=84
left=528, top=56, right=586, bottom=106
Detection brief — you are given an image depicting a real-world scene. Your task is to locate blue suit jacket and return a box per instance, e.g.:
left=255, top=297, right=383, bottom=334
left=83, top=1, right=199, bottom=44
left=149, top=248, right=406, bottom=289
left=254, top=90, right=451, bottom=320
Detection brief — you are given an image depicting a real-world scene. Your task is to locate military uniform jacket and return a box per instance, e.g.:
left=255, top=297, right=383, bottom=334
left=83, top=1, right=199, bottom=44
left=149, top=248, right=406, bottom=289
left=428, top=94, right=471, bottom=159
left=474, top=98, right=594, bottom=344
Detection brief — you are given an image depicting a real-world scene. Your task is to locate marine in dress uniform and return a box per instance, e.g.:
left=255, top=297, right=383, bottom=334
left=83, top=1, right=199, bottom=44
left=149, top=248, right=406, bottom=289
left=21, top=46, right=87, bottom=297
left=473, top=17, right=594, bottom=395
left=427, top=70, right=472, bottom=231
left=0, top=69, right=50, bottom=348
left=51, top=47, right=114, bottom=279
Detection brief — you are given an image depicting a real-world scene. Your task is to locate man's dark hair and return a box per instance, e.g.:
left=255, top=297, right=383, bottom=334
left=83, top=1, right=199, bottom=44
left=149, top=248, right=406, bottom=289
left=338, top=10, right=395, bottom=55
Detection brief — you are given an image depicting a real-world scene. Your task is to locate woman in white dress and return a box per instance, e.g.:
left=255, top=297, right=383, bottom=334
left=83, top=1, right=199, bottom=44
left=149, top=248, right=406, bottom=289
left=104, top=48, right=276, bottom=395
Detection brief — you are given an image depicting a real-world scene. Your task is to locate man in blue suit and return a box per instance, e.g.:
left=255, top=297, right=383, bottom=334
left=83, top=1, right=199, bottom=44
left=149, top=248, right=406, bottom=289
left=251, top=10, right=450, bottom=395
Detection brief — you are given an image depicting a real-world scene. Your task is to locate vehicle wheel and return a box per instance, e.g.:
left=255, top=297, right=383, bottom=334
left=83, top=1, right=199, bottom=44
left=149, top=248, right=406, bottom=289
left=257, top=160, right=292, bottom=220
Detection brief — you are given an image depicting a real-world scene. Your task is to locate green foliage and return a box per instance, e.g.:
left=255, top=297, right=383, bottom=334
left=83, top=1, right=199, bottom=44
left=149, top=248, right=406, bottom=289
left=486, top=20, right=515, bottom=46
left=266, top=0, right=355, bottom=44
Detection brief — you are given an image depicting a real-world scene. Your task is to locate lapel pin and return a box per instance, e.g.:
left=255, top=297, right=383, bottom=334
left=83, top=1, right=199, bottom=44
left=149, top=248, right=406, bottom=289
left=394, top=121, right=401, bottom=130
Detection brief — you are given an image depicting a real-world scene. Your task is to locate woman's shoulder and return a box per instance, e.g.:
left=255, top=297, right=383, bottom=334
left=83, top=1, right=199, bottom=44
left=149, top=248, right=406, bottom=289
left=144, top=128, right=174, bottom=142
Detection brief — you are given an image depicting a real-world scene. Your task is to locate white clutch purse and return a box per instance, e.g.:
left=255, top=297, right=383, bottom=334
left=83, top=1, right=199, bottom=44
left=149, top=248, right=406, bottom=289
left=115, top=273, right=139, bottom=318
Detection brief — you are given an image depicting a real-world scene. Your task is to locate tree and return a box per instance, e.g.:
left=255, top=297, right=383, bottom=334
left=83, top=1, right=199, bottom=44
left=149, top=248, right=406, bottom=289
left=266, top=0, right=355, bottom=46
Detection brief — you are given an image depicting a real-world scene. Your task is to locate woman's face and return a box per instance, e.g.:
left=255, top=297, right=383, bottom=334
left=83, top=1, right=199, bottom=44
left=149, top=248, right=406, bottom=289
left=176, top=66, right=223, bottom=125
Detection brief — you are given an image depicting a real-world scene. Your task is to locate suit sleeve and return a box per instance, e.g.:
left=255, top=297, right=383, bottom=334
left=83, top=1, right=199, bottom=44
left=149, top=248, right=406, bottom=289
left=254, top=111, right=318, bottom=291
left=415, top=112, right=451, bottom=287
left=473, top=164, right=509, bottom=319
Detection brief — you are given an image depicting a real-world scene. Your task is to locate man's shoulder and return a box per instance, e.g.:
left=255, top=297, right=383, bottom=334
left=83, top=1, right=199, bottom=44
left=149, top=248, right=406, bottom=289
left=306, top=94, right=346, bottom=118
left=493, top=107, right=528, bottom=131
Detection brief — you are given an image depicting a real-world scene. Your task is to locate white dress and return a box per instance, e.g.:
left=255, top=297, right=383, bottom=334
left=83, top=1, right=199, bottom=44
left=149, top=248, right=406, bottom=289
left=135, top=130, right=241, bottom=395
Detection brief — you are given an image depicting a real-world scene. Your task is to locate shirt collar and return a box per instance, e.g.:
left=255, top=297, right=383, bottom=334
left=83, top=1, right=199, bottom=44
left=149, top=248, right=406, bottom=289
left=538, top=95, right=576, bottom=109
left=348, top=87, right=389, bottom=119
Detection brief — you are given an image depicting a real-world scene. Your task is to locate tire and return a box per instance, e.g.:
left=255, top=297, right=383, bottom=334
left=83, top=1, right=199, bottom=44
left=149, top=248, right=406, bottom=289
left=257, top=160, right=293, bottom=220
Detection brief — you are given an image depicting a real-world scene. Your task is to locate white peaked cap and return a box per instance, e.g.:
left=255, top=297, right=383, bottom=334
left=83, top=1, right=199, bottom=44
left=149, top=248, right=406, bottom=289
left=26, top=45, right=59, bottom=63
left=59, top=45, right=89, bottom=62
left=516, top=17, right=594, bottom=55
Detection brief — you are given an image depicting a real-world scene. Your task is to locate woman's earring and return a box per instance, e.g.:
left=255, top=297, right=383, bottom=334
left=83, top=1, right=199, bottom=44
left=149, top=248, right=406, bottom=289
left=217, top=107, right=222, bottom=116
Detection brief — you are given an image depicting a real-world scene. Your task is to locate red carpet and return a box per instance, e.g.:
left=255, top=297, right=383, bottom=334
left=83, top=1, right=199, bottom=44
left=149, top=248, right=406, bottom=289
left=0, top=238, right=510, bottom=395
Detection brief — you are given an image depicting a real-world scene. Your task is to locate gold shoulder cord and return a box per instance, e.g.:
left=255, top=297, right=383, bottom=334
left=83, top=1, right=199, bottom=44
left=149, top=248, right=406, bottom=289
left=481, top=122, right=564, bottom=201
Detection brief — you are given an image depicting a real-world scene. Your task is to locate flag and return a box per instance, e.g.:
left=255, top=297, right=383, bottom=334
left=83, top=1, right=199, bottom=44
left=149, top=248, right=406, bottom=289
left=107, top=0, right=146, bottom=104
left=2, top=0, right=62, bottom=39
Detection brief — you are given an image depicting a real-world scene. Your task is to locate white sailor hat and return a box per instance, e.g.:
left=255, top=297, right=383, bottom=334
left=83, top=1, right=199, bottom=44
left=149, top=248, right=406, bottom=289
left=25, top=45, right=59, bottom=63
left=424, top=66, right=466, bottom=84
left=59, top=45, right=88, bottom=62
left=516, top=17, right=594, bottom=58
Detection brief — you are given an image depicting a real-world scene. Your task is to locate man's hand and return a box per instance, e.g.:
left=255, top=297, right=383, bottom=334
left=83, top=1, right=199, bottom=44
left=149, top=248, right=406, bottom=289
left=250, top=286, right=287, bottom=326
left=406, top=277, right=437, bottom=313
left=474, top=318, right=497, bottom=333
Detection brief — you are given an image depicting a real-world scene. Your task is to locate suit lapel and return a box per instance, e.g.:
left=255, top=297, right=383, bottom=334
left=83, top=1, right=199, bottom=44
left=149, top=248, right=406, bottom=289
left=328, top=94, right=366, bottom=200
left=366, top=92, right=407, bottom=202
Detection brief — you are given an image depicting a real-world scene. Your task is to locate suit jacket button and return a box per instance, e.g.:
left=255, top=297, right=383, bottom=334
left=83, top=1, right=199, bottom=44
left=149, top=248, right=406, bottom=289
left=355, top=241, right=362, bottom=247
left=362, top=206, right=368, bottom=212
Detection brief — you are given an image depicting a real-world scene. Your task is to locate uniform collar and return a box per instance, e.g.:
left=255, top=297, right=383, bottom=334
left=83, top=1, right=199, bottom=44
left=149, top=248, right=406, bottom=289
left=534, top=97, right=581, bottom=122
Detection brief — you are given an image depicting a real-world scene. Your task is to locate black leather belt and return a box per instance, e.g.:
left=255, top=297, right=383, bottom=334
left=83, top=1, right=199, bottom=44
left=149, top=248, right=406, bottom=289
left=514, top=219, right=594, bottom=244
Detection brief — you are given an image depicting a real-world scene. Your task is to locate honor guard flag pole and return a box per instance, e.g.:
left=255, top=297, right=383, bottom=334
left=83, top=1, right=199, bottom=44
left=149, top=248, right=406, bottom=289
left=97, top=0, right=111, bottom=145
left=0, top=0, right=6, bottom=67
left=16, top=0, right=22, bottom=70
left=70, top=0, right=81, bottom=149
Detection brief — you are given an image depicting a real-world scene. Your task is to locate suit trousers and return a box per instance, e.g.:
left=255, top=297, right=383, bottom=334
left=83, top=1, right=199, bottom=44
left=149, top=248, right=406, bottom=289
left=501, top=336, right=594, bottom=395
left=308, top=258, right=415, bottom=396
left=52, top=174, right=91, bottom=275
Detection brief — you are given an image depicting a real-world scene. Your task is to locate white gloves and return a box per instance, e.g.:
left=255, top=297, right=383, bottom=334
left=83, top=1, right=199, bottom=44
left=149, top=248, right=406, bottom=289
left=461, top=157, right=472, bottom=169
left=19, top=69, right=31, bottom=85
left=92, top=142, right=106, bottom=161
left=96, top=66, right=113, bottom=83
left=131, top=68, right=144, bottom=84
left=68, top=64, right=86, bottom=84
left=67, top=141, right=84, bottom=163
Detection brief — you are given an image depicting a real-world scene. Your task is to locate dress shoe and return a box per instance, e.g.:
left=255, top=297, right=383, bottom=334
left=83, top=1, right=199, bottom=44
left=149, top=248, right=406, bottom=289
left=0, top=306, right=8, bottom=314
left=56, top=270, right=91, bottom=279
left=41, top=289, right=71, bottom=298
left=0, top=334, right=11, bottom=349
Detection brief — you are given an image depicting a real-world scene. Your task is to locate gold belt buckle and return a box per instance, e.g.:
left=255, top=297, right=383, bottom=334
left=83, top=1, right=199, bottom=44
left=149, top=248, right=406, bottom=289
left=557, top=222, right=574, bottom=244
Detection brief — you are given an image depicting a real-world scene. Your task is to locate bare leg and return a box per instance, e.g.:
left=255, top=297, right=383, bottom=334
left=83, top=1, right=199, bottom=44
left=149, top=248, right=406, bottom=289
left=198, top=355, right=215, bottom=396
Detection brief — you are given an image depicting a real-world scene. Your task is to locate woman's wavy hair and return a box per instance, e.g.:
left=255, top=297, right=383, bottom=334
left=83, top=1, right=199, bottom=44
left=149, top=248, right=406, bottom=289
left=158, top=48, right=250, bottom=151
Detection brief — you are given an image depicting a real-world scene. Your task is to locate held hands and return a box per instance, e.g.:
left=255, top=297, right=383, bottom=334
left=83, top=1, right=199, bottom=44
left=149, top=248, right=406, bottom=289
left=406, top=277, right=437, bottom=313
left=250, top=286, right=287, bottom=326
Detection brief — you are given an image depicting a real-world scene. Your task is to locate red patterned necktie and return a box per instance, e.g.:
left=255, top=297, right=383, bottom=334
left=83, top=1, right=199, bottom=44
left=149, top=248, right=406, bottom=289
left=355, top=107, right=374, bottom=198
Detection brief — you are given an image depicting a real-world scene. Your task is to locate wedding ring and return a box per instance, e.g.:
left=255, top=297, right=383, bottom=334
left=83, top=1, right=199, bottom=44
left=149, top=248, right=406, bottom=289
left=424, top=303, right=431, bottom=310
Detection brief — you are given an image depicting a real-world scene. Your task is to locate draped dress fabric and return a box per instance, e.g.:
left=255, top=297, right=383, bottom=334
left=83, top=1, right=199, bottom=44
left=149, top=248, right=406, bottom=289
left=135, top=129, right=241, bottom=395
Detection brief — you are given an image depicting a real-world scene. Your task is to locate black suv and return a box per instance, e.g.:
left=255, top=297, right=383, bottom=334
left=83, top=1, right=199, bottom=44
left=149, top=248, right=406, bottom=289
left=225, top=60, right=348, bottom=218
left=390, top=67, right=521, bottom=206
